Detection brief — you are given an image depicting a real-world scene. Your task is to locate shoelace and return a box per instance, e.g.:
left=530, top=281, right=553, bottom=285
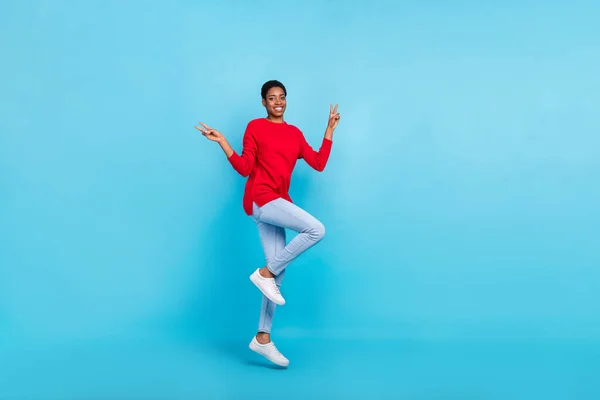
left=267, top=342, right=285, bottom=359
left=271, top=280, right=281, bottom=295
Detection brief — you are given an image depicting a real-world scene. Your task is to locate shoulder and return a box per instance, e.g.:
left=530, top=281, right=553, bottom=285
left=246, top=118, right=265, bottom=129
left=243, top=119, right=267, bottom=137
left=284, top=122, right=303, bottom=135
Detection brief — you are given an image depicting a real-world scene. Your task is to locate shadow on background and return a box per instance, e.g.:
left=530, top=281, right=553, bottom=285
left=169, top=99, right=340, bottom=364
left=171, top=184, right=260, bottom=363
left=172, top=163, right=336, bottom=364
left=282, top=170, right=333, bottom=333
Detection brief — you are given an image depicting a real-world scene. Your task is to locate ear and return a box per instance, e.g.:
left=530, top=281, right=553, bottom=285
left=261, top=98, right=266, bottom=107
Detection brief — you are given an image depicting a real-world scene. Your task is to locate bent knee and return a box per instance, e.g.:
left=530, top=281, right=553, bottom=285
left=309, top=221, right=326, bottom=241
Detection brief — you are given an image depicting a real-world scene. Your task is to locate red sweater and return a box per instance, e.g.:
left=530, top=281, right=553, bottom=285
left=228, top=118, right=333, bottom=215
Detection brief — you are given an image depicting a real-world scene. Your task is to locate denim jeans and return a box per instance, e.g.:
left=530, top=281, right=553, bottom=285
left=251, top=198, right=326, bottom=333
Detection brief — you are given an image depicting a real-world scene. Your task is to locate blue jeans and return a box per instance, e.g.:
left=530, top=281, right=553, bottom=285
left=251, top=198, right=326, bottom=334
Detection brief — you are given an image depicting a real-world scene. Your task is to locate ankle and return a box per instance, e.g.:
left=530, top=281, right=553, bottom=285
left=259, top=266, right=274, bottom=279
left=256, top=332, right=271, bottom=344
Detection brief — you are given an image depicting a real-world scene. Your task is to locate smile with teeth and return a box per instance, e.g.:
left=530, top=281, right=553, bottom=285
left=274, top=107, right=283, bottom=112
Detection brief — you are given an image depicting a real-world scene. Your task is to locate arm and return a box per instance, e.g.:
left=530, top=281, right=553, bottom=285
left=299, top=128, right=334, bottom=172
left=298, top=104, right=340, bottom=172
left=195, top=121, right=257, bottom=177
left=226, top=126, right=257, bottom=177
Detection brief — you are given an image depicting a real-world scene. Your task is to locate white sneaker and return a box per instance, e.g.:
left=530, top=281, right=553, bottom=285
left=249, top=336, right=289, bottom=367
left=249, top=269, right=285, bottom=305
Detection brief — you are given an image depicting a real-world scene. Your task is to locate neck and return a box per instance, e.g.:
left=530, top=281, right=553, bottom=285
left=266, top=115, right=284, bottom=123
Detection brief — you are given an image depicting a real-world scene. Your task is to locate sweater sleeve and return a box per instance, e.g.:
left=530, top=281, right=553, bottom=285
left=228, top=124, right=258, bottom=177
left=298, top=132, right=333, bottom=172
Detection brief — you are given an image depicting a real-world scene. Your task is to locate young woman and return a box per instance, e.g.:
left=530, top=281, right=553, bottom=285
left=195, top=80, right=340, bottom=367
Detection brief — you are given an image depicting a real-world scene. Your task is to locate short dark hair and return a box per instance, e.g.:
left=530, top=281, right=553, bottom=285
left=261, top=80, right=287, bottom=99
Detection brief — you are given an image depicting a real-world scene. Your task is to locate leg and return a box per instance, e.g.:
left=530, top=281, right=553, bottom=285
left=255, top=220, right=287, bottom=337
left=248, top=211, right=291, bottom=367
left=256, top=198, right=326, bottom=276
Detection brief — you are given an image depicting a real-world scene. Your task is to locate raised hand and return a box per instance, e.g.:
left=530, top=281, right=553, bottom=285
left=328, top=104, right=340, bottom=131
left=195, top=122, right=224, bottom=143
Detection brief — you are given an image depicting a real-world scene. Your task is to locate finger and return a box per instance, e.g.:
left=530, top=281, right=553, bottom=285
left=194, top=126, right=207, bottom=134
left=333, top=104, right=338, bottom=114
left=199, top=122, right=211, bottom=130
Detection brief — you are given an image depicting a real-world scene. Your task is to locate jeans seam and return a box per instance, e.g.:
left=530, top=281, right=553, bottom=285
left=262, top=200, right=316, bottom=233
left=262, top=200, right=322, bottom=276
left=264, top=223, right=279, bottom=276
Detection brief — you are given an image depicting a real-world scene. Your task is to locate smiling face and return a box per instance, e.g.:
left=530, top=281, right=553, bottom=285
left=262, top=86, right=287, bottom=120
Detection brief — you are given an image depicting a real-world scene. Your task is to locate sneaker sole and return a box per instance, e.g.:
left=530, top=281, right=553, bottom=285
left=250, top=272, right=285, bottom=305
left=249, top=340, right=290, bottom=367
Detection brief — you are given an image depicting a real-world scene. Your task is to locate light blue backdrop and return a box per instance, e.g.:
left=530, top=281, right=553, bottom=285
left=1, top=0, right=599, bottom=397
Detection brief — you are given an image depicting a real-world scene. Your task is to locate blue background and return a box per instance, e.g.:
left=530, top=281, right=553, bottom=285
left=1, top=0, right=599, bottom=398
